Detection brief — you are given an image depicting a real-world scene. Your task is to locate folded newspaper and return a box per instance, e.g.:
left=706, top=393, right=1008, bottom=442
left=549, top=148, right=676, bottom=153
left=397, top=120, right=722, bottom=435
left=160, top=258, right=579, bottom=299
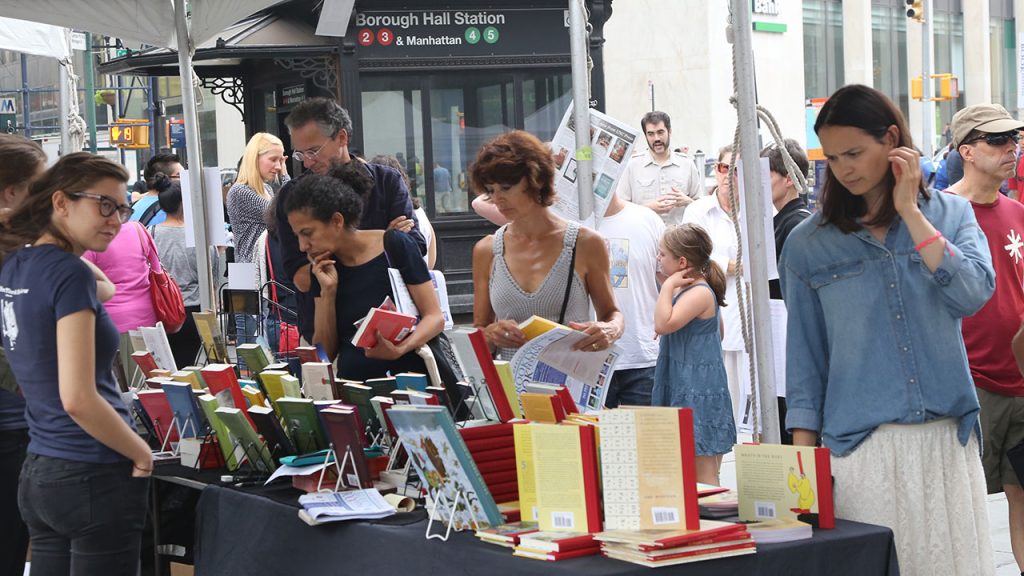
left=510, top=327, right=620, bottom=414
left=298, top=489, right=396, bottom=526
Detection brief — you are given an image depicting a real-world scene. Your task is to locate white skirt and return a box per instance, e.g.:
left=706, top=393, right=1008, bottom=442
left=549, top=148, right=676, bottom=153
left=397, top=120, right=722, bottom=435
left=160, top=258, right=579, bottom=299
left=830, top=418, right=994, bottom=576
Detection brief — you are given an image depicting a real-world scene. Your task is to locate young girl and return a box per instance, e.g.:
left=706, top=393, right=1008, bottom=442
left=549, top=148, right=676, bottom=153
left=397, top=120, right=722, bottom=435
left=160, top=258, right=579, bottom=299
left=0, top=152, right=153, bottom=575
left=653, top=224, right=736, bottom=486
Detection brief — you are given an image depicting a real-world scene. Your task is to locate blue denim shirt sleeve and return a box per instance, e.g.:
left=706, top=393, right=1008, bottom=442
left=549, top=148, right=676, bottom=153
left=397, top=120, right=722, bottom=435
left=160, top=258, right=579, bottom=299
left=927, top=203, right=994, bottom=318
left=780, top=238, right=827, bottom=434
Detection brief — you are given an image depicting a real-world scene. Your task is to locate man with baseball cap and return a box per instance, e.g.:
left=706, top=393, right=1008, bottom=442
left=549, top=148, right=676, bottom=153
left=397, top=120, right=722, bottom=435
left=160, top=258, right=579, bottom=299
left=948, top=102, right=1024, bottom=574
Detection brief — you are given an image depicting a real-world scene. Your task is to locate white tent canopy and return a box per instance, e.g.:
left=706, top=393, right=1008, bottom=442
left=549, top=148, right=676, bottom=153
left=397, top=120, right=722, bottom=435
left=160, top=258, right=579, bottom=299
left=0, top=0, right=295, bottom=312
left=0, top=0, right=284, bottom=50
left=0, top=17, right=68, bottom=60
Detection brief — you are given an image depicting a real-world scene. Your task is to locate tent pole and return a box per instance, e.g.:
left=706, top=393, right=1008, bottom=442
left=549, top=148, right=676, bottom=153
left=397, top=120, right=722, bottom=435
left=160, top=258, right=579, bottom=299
left=58, top=47, right=72, bottom=154
left=174, top=0, right=215, bottom=312
left=732, top=0, right=780, bottom=443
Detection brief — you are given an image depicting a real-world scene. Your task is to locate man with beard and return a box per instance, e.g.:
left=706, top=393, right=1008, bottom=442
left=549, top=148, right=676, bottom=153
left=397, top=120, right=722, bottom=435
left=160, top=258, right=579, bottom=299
left=617, top=111, right=704, bottom=225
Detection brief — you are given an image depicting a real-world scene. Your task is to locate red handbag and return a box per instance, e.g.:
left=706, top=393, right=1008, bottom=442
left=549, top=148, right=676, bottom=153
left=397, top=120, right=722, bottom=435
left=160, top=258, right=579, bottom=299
left=266, top=236, right=299, bottom=354
left=135, top=223, right=186, bottom=334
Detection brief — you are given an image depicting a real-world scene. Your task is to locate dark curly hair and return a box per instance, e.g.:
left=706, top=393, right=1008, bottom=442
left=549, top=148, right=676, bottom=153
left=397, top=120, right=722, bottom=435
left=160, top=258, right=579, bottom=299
left=158, top=181, right=182, bottom=214
left=284, top=174, right=363, bottom=229
left=325, top=160, right=374, bottom=198
left=469, top=131, right=556, bottom=206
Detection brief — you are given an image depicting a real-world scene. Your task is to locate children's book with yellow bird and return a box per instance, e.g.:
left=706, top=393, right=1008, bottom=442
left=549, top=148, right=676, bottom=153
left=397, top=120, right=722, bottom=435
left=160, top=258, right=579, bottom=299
left=733, top=444, right=834, bottom=529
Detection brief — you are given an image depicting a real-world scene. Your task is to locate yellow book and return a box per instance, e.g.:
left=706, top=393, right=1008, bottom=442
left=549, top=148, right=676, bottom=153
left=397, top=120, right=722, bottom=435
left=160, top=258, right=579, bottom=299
left=241, top=385, right=267, bottom=409
left=733, top=443, right=835, bottom=528
left=260, top=370, right=301, bottom=416
left=171, top=370, right=204, bottom=391
left=150, top=369, right=172, bottom=379
left=530, top=423, right=601, bottom=533
left=520, top=393, right=563, bottom=423
left=492, top=360, right=523, bottom=419
left=513, top=424, right=538, bottom=523
left=517, top=315, right=567, bottom=341
left=192, top=310, right=227, bottom=362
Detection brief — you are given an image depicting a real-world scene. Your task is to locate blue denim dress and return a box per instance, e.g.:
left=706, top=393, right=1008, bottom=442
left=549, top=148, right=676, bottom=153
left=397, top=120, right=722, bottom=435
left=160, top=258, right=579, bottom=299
left=652, top=283, right=736, bottom=456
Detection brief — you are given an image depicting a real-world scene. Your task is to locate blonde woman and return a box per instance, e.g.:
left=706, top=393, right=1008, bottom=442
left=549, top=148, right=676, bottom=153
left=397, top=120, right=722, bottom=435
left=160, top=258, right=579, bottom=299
left=227, top=133, right=287, bottom=263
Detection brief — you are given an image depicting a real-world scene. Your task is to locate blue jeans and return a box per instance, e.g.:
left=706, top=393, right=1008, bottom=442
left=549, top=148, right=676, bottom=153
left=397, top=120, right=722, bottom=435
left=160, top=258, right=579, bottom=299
left=604, top=366, right=655, bottom=408
left=18, top=454, right=149, bottom=576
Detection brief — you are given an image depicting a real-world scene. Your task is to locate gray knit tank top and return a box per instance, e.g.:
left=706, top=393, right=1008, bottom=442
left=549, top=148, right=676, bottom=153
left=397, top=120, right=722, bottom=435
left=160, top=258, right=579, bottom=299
left=489, top=221, right=590, bottom=359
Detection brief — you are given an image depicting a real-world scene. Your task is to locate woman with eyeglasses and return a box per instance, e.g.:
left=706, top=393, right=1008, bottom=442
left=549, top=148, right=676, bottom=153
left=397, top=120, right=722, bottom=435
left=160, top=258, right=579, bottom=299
left=781, top=84, right=995, bottom=575
left=85, top=174, right=171, bottom=385
left=0, top=153, right=154, bottom=575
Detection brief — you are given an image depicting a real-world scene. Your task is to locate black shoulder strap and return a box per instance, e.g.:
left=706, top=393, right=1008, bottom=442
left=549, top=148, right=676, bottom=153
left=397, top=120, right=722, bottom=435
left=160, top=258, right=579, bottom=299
left=139, top=200, right=162, bottom=227
left=558, top=239, right=578, bottom=326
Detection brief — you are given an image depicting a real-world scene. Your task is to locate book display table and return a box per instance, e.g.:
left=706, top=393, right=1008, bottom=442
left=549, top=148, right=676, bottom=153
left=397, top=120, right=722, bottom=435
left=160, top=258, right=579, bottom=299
left=188, top=484, right=899, bottom=576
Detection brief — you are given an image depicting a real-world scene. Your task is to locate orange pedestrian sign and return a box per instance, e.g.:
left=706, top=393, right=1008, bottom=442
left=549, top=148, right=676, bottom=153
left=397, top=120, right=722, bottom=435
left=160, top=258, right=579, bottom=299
left=110, top=120, right=149, bottom=148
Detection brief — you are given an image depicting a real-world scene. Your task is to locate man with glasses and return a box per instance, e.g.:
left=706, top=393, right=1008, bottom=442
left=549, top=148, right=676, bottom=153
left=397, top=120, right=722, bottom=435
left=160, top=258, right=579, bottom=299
left=617, top=111, right=704, bottom=225
left=948, top=103, right=1024, bottom=575
left=274, top=97, right=424, bottom=343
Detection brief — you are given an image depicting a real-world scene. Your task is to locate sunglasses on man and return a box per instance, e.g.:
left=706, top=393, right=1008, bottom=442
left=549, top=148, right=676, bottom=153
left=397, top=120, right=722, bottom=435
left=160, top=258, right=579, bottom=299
left=964, top=131, right=1020, bottom=147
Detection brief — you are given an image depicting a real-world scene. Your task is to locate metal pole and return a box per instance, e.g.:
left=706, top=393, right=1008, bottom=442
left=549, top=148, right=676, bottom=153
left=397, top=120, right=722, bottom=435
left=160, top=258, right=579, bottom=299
left=174, top=0, right=215, bottom=312
left=58, top=52, right=72, bottom=154
left=569, top=0, right=594, bottom=222
left=84, top=33, right=97, bottom=154
left=731, top=0, right=780, bottom=443
left=20, top=54, right=30, bottom=138
left=921, top=2, right=935, bottom=157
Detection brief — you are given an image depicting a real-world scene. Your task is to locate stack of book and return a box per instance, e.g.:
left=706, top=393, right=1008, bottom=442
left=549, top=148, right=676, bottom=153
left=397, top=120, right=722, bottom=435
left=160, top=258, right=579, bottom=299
left=699, top=488, right=739, bottom=519
left=595, top=520, right=756, bottom=567
left=746, top=519, right=813, bottom=543
left=513, top=532, right=600, bottom=561
left=474, top=521, right=539, bottom=549
left=457, top=422, right=519, bottom=512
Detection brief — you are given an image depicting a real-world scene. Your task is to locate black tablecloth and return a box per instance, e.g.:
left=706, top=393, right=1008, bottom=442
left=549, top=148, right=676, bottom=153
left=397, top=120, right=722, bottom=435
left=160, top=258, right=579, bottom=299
left=193, top=485, right=899, bottom=576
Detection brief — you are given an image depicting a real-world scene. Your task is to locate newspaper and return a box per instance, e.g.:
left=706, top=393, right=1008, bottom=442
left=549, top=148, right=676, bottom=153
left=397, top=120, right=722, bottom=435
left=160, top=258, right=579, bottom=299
left=510, top=327, right=620, bottom=414
left=549, top=102, right=642, bottom=225
left=298, top=489, right=396, bottom=524
left=387, top=269, right=454, bottom=331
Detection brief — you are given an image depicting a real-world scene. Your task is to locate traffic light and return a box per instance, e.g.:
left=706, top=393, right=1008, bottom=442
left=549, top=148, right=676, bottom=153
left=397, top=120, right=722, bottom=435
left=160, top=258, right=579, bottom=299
left=906, top=0, right=925, bottom=22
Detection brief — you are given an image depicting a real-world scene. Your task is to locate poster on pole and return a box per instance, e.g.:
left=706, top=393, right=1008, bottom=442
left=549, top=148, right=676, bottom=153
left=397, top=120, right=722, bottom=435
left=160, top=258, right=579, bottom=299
left=549, top=103, right=641, bottom=225
left=180, top=167, right=228, bottom=248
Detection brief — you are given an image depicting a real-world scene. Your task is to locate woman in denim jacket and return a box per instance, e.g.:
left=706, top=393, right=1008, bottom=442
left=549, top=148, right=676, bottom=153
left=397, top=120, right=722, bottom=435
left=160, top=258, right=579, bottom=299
left=781, top=84, right=996, bottom=575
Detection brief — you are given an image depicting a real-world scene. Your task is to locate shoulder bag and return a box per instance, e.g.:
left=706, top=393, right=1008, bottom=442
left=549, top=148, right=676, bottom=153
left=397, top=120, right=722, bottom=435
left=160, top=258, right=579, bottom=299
left=135, top=223, right=186, bottom=334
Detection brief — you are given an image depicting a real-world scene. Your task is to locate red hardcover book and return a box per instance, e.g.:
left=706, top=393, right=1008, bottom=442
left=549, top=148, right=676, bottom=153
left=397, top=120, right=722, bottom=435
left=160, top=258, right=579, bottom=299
left=578, top=424, right=602, bottom=534
left=294, top=346, right=324, bottom=364
left=518, top=532, right=597, bottom=553
left=476, top=458, right=518, bottom=474
left=515, top=545, right=601, bottom=561
left=200, top=364, right=255, bottom=428
left=464, top=435, right=516, bottom=453
left=491, top=491, right=523, bottom=505
left=814, top=447, right=835, bottom=529
left=637, top=523, right=750, bottom=551
left=472, top=446, right=516, bottom=463
left=678, top=408, right=700, bottom=530
left=458, top=422, right=515, bottom=441
left=481, top=469, right=520, bottom=486
left=320, top=409, right=373, bottom=489
left=137, top=390, right=179, bottom=445
left=132, top=351, right=159, bottom=379
left=351, top=308, right=417, bottom=349
left=466, top=329, right=515, bottom=422
left=636, top=541, right=757, bottom=562
left=485, top=479, right=520, bottom=497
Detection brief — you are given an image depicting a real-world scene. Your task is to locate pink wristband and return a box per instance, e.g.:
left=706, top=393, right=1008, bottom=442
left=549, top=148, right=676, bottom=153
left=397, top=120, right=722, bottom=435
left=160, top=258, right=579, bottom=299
left=914, top=232, right=943, bottom=252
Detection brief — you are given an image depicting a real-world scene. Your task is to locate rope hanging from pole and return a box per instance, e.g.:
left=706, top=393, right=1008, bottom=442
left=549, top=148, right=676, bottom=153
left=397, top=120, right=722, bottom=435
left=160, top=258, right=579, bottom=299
left=724, top=4, right=809, bottom=443
left=59, top=57, right=87, bottom=153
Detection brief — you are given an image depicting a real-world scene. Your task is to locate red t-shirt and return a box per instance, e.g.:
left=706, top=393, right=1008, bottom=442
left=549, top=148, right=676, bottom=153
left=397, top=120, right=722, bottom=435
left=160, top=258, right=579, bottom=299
left=960, top=193, right=1024, bottom=396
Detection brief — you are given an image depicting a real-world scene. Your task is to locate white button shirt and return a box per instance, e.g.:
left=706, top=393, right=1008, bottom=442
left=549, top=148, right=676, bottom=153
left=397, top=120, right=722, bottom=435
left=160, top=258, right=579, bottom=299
left=616, top=149, right=704, bottom=225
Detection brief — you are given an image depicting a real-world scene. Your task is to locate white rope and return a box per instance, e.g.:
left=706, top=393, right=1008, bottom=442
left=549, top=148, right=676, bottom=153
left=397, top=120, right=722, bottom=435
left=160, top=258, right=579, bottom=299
left=59, top=58, right=87, bottom=153
left=724, top=5, right=809, bottom=442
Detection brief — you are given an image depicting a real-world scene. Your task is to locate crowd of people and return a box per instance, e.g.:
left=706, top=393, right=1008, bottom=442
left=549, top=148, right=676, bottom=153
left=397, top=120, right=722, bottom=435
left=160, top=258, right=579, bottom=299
left=0, top=80, right=1022, bottom=576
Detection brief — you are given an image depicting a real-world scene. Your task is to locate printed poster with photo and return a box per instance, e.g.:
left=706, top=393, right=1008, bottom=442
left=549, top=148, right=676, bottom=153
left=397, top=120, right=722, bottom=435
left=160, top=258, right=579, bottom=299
left=549, top=102, right=641, bottom=225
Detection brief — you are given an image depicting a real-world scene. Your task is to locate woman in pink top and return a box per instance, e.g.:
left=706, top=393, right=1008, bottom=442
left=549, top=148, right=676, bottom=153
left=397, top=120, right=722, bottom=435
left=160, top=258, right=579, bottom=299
left=83, top=220, right=160, bottom=386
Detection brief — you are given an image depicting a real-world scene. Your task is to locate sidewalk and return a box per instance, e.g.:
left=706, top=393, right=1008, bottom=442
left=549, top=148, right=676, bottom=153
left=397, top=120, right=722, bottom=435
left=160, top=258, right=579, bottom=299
left=719, top=438, right=1020, bottom=575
